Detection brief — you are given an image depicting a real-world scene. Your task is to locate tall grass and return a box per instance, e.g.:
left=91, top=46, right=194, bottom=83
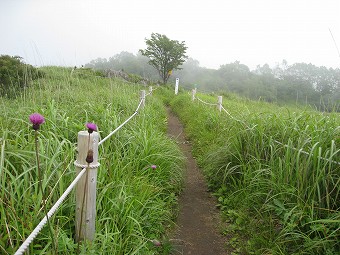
left=170, top=92, right=339, bottom=254
left=0, top=67, right=184, bottom=254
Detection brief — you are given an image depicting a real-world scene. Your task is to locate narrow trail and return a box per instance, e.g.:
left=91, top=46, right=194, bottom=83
left=167, top=109, right=228, bottom=255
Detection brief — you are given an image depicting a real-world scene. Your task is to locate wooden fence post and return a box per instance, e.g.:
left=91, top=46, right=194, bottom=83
left=175, top=78, right=179, bottom=95
left=141, top=90, right=146, bottom=108
left=192, top=88, right=197, bottom=101
left=74, top=131, right=100, bottom=242
left=217, top=96, right=222, bottom=112
left=149, top=86, right=153, bottom=95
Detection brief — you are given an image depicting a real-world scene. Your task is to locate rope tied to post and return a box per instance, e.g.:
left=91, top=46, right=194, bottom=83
left=14, top=89, right=152, bottom=254
left=74, top=161, right=101, bottom=169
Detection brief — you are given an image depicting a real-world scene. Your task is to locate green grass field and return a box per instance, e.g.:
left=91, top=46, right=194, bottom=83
left=1, top=67, right=339, bottom=254
left=0, top=67, right=184, bottom=254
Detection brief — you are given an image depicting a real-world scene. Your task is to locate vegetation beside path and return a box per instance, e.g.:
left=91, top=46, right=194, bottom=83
left=2, top=64, right=339, bottom=254
left=170, top=92, right=339, bottom=255
left=0, top=67, right=184, bottom=254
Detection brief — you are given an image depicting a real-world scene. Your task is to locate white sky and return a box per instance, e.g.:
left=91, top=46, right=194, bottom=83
left=1, top=0, right=340, bottom=70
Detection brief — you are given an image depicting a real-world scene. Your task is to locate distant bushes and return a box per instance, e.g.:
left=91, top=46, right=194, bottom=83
left=86, top=52, right=340, bottom=112
left=0, top=55, right=45, bottom=98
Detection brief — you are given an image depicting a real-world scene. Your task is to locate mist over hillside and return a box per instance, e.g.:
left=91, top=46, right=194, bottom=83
left=86, top=52, right=340, bottom=111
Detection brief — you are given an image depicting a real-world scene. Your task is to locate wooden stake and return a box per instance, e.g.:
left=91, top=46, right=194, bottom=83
left=175, top=78, right=179, bottom=95
left=217, top=96, right=222, bottom=112
left=141, top=90, right=146, bottom=108
left=75, top=131, right=99, bottom=242
left=192, top=88, right=197, bottom=101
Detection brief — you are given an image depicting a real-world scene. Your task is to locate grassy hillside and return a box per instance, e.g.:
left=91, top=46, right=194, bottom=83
left=2, top=67, right=339, bottom=254
left=0, top=67, right=184, bottom=254
left=170, top=92, right=339, bottom=255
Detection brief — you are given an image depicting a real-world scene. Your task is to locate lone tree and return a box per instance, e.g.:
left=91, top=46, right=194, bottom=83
left=139, top=33, right=188, bottom=84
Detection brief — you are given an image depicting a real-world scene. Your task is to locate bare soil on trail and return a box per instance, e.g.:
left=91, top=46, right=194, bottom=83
left=167, top=109, right=229, bottom=255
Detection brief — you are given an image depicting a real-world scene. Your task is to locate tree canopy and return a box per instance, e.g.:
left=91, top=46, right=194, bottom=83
left=85, top=53, right=340, bottom=112
left=139, top=33, right=188, bottom=84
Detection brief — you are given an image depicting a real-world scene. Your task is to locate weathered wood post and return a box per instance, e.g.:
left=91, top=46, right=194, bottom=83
left=175, top=78, right=179, bottom=95
left=149, top=86, right=153, bottom=95
left=217, top=96, right=222, bottom=112
left=74, top=130, right=100, bottom=242
left=192, top=88, right=197, bottom=101
left=141, top=90, right=146, bottom=108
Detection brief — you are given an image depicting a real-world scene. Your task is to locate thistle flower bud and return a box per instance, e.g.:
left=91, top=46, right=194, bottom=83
left=86, top=149, right=94, bottom=163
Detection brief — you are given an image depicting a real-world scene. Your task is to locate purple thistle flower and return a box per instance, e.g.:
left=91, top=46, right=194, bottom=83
left=151, top=165, right=157, bottom=170
left=29, top=113, right=45, bottom=130
left=86, top=122, right=97, bottom=133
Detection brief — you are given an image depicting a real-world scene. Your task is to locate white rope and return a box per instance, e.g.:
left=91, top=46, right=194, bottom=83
left=15, top=94, right=147, bottom=254
left=98, top=112, right=138, bottom=145
left=14, top=168, right=87, bottom=255
left=194, top=92, right=247, bottom=126
left=135, top=98, right=144, bottom=113
left=146, top=86, right=159, bottom=96
left=193, top=89, right=340, bottom=166
left=221, top=105, right=232, bottom=116
left=74, top=161, right=100, bottom=169
left=220, top=105, right=250, bottom=127
left=98, top=98, right=144, bottom=146
left=196, top=97, right=218, bottom=106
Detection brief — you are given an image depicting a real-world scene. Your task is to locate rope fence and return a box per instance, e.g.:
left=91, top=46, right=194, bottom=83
left=14, top=86, right=156, bottom=255
left=220, top=105, right=249, bottom=125
left=98, top=97, right=144, bottom=146
left=191, top=88, right=340, bottom=166
left=196, top=97, right=218, bottom=106
left=12, top=84, right=339, bottom=254
left=15, top=168, right=87, bottom=255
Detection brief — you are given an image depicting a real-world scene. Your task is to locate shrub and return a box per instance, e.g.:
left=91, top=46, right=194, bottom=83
left=0, top=55, right=44, bottom=98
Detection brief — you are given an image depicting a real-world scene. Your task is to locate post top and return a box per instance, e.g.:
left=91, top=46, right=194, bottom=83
left=78, top=130, right=99, bottom=137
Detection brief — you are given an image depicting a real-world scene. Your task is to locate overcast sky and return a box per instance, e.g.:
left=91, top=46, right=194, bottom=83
left=1, top=0, right=340, bottom=70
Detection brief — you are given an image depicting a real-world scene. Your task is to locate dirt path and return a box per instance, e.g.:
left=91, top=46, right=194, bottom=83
left=167, top=109, right=228, bottom=255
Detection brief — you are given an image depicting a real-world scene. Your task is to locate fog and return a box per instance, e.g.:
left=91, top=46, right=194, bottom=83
left=1, top=0, right=340, bottom=70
